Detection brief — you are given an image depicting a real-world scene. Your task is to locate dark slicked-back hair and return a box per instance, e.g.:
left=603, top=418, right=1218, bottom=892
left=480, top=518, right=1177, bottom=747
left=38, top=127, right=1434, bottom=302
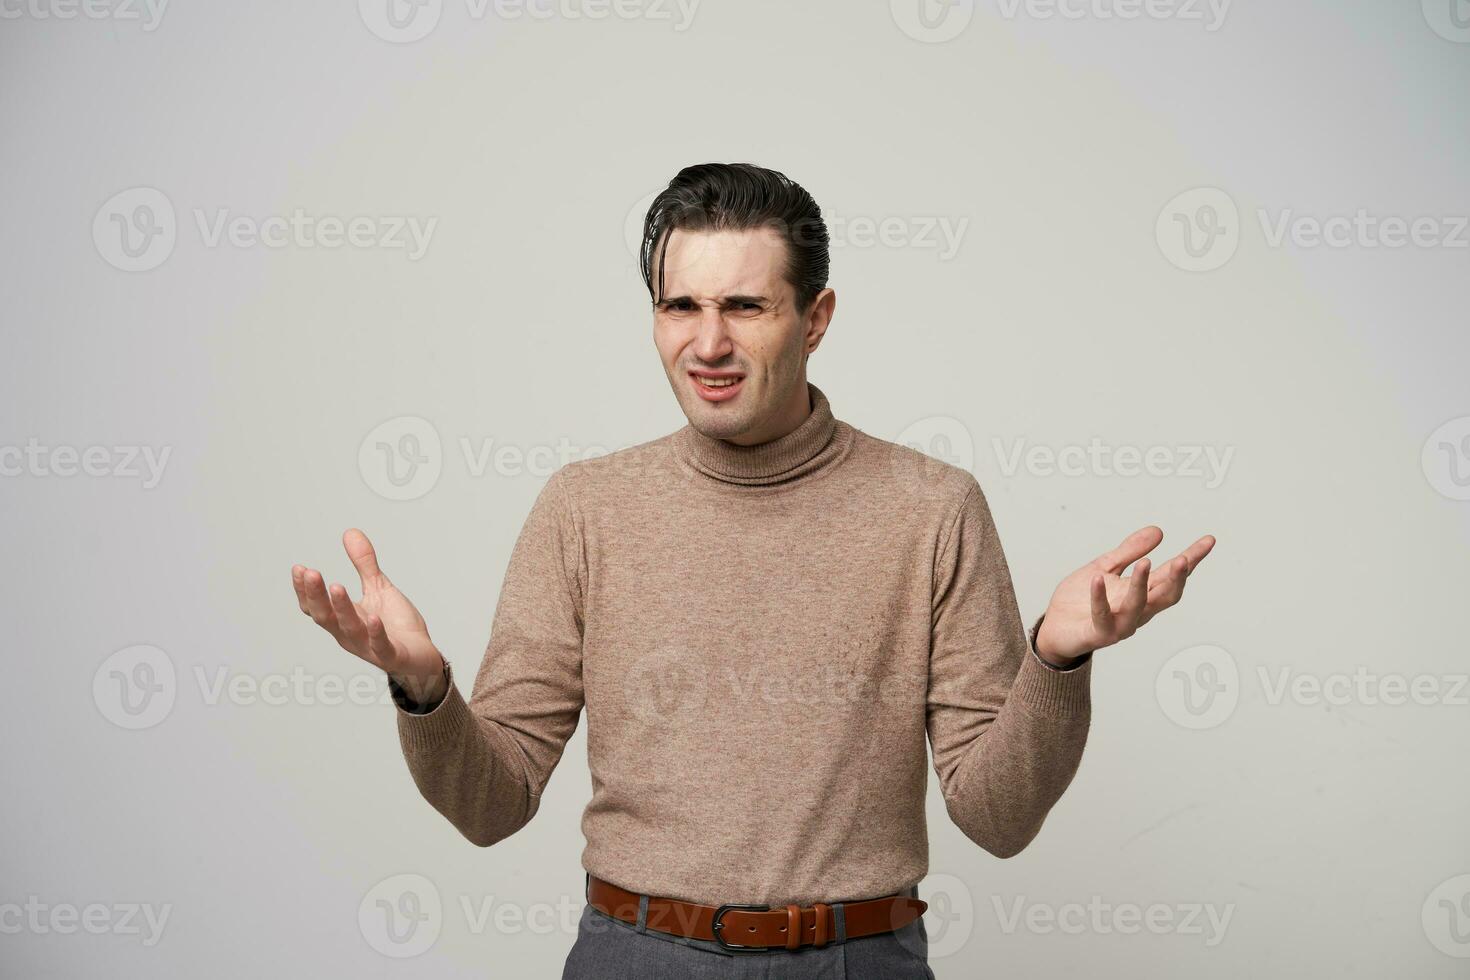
left=639, top=163, right=830, bottom=313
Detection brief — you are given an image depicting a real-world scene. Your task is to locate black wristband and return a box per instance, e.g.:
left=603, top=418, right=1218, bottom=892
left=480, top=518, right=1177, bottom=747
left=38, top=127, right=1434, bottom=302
left=388, top=660, right=451, bottom=714
left=1029, top=614, right=1093, bottom=673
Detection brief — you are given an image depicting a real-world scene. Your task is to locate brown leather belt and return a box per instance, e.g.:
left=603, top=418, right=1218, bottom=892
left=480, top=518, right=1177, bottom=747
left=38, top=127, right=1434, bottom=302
left=585, top=874, right=927, bottom=953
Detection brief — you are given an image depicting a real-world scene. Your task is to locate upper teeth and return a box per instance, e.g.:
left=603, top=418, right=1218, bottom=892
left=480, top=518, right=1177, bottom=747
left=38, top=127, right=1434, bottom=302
left=699, top=377, right=739, bottom=387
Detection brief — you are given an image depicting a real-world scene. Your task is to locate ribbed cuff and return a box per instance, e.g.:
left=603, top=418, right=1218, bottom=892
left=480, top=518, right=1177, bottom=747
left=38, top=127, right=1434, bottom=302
left=393, top=662, right=474, bottom=752
left=1013, top=637, right=1093, bottom=717
left=389, top=659, right=452, bottom=712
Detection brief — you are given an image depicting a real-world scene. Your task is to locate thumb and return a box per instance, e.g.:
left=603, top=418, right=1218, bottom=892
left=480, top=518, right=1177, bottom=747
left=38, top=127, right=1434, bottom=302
left=342, top=528, right=391, bottom=590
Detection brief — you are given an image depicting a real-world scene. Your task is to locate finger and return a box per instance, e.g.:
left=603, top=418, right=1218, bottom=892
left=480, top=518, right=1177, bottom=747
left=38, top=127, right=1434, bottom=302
left=1119, top=558, right=1151, bottom=629
left=327, top=583, right=369, bottom=654
left=1094, top=526, right=1164, bottom=575
left=1089, top=573, right=1112, bottom=635
left=1146, top=554, right=1188, bottom=598
left=343, top=528, right=390, bottom=591
left=1178, top=534, right=1217, bottom=575
left=291, top=564, right=311, bottom=615
left=364, top=612, right=400, bottom=672
left=300, top=568, right=340, bottom=633
left=1144, top=560, right=1189, bottom=622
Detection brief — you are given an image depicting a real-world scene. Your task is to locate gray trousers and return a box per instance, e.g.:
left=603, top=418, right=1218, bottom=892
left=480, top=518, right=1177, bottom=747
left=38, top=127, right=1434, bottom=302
left=560, top=887, right=935, bottom=979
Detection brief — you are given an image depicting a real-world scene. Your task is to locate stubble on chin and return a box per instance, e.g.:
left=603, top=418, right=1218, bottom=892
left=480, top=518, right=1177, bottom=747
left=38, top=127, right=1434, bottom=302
left=686, top=399, right=755, bottom=441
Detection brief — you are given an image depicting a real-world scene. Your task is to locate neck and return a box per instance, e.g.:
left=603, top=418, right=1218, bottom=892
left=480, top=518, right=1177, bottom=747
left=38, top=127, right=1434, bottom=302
left=671, top=382, right=850, bottom=487
left=729, top=380, right=812, bottom=446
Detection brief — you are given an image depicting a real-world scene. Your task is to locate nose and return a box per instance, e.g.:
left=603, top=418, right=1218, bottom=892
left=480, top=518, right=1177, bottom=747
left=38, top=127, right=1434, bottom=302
left=691, top=306, right=734, bottom=363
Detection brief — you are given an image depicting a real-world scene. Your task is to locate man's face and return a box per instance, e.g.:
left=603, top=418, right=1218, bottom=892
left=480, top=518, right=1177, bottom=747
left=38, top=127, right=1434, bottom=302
left=651, top=225, right=832, bottom=445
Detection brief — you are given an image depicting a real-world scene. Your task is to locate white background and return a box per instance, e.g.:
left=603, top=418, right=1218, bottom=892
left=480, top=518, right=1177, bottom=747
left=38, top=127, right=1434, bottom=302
left=2, top=0, right=1468, bottom=976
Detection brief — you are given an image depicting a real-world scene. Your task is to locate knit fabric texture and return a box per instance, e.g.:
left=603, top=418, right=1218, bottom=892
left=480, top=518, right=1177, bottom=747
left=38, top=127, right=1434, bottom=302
left=392, top=383, right=1092, bottom=907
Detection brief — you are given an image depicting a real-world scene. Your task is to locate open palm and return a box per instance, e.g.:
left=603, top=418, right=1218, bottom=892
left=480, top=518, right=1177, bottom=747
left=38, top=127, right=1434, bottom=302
left=291, top=529, right=444, bottom=694
left=1035, top=526, right=1216, bottom=663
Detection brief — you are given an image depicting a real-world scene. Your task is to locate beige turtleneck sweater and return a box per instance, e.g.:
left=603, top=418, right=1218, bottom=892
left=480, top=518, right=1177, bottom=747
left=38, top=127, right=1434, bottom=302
left=390, top=383, right=1092, bottom=908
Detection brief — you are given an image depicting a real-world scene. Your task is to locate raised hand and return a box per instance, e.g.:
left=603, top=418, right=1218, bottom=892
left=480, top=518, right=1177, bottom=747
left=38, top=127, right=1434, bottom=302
left=291, top=529, right=447, bottom=705
left=1033, top=526, right=1215, bottom=666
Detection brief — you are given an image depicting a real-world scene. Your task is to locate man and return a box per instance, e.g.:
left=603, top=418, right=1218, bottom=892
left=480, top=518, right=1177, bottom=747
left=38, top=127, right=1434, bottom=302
left=291, top=162, right=1214, bottom=978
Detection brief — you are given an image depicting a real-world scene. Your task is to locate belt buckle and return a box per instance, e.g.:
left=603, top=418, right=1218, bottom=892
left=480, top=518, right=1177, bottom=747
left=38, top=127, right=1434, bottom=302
left=711, top=903, right=771, bottom=952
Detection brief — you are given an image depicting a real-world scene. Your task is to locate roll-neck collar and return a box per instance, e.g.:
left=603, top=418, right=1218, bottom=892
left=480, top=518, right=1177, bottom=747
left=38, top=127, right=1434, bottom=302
left=670, top=382, right=852, bottom=488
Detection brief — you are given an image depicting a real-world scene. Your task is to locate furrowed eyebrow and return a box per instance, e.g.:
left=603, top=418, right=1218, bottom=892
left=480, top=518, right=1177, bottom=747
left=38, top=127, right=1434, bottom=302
left=654, top=295, right=771, bottom=308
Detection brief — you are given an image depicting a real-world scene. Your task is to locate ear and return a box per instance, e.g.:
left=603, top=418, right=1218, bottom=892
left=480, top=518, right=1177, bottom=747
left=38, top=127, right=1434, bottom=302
left=803, top=288, right=836, bottom=355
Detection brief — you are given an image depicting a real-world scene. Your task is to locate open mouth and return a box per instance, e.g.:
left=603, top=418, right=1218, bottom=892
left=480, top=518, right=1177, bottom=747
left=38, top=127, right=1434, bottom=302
left=690, top=371, right=746, bottom=401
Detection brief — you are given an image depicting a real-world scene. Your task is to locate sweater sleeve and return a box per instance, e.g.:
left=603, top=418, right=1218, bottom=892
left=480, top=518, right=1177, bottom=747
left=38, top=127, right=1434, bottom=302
left=389, top=466, right=586, bottom=847
left=927, top=477, right=1092, bottom=858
